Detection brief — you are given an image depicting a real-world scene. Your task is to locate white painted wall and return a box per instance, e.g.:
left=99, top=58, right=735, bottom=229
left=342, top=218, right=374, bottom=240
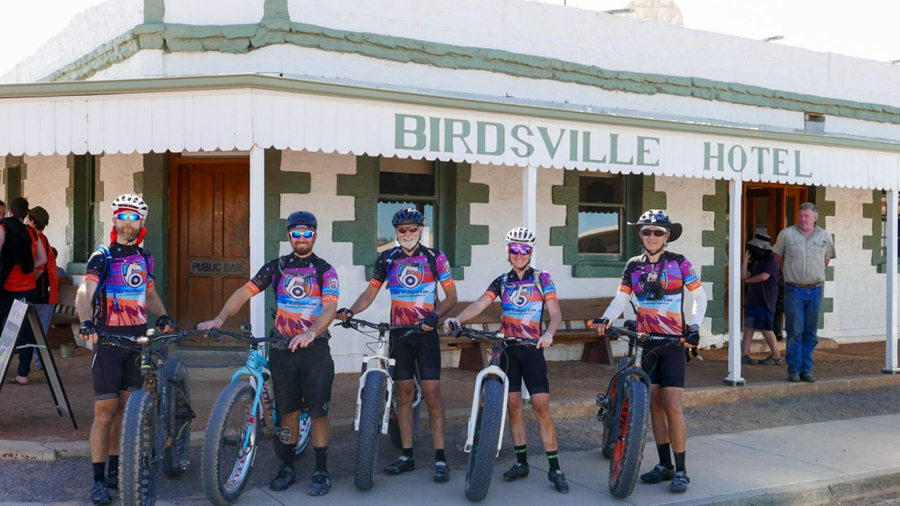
left=22, top=155, right=70, bottom=266
left=0, top=0, right=143, bottom=84
left=163, top=0, right=264, bottom=25
left=97, top=153, right=143, bottom=242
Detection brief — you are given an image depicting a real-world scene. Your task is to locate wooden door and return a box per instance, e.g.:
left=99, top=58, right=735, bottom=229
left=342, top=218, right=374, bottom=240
left=169, top=155, right=250, bottom=345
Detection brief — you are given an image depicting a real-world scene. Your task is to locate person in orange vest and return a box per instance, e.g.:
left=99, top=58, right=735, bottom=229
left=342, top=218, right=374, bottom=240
left=1, top=197, right=47, bottom=386
left=27, top=206, right=58, bottom=305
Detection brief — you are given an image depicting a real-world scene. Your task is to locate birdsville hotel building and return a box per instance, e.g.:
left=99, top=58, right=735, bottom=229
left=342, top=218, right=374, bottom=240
left=3, top=0, right=900, bottom=382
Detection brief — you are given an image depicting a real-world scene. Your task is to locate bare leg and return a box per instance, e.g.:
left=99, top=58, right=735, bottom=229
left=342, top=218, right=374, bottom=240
left=661, top=387, right=686, bottom=453
left=507, top=392, right=527, bottom=447
left=529, top=393, right=557, bottom=452
left=761, top=330, right=781, bottom=358
left=107, top=391, right=130, bottom=457
left=649, top=384, right=669, bottom=444
left=280, top=410, right=301, bottom=444
left=311, top=416, right=330, bottom=447
left=90, top=398, right=120, bottom=464
left=421, top=380, right=445, bottom=450
left=395, top=380, right=415, bottom=449
left=741, top=327, right=755, bottom=357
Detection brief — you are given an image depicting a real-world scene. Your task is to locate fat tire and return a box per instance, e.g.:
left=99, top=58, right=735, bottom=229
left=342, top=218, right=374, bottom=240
left=201, top=381, right=258, bottom=506
left=120, top=389, right=158, bottom=506
left=608, top=377, right=649, bottom=499
left=354, top=372, right=387, bottom=491
left=161, top=359, right=192, bottom=477
left=464, top=378, right=504, bottom=502
left=601, top=373, right=620, bottom=459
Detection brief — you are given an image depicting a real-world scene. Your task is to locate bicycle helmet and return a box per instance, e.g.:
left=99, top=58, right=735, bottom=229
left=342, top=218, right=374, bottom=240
left=391, top=208, right=425, bottom=227
left=628, top=209, right=682, bottom=242
left=286, top=210, right=317, bottom=231
left=111, top=194, right=148, bottom=219
left=505, top=227, right=536, bottom=246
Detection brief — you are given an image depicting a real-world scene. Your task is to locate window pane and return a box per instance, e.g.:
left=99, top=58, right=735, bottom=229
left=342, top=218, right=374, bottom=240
left=579, top=174, right=623, bottom=204
left=377, top=201, right=435, bottom=252
left=578, top=206, right=621, bottom=254
left=379, top=157, right=435, bottom=197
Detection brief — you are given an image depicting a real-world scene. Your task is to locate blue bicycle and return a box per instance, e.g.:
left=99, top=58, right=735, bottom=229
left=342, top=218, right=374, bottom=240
left=200, top=325, right=311, bottom=505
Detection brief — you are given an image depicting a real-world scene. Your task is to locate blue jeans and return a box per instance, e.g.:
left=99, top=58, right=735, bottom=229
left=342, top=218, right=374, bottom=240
left=784, top=285, right=823, bottom=374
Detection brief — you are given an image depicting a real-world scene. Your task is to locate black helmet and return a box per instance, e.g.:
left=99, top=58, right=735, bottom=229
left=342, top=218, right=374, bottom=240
left=391, top=208, right=425, bottom=227
left=286, top=211, right=317, bottom=231
left=628, top=209, right=682, bottom=242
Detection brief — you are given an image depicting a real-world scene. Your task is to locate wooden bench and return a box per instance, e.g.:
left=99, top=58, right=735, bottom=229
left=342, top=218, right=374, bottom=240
left=439, top=297, right=614, bottom=372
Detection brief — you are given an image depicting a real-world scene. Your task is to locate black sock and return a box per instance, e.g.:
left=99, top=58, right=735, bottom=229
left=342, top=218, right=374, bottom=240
left=92, top=462, right=105, bottom=482
left=674, top=452, right=686, bottom=473
left=314, top=446, right=328, bottom=473
left=514, top=445, right=528, bottom=465
left=281, top=442, right=296, bottom=469
left=657, top=443, right=673, bottom=469
left=402, top=447, right=414, bottom=459
left=107, top=455, right=119, bottom=477
left=435, top=449, right=446, bottom=464
left=546, top=450, right=560, bottom=472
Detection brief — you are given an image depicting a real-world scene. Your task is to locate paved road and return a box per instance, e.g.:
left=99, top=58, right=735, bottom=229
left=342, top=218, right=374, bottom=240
left=3, top=385, right=900, bottom=505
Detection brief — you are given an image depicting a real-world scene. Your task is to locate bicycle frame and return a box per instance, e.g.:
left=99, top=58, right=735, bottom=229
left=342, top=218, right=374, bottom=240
left=229, top=346, right=275, bottom=448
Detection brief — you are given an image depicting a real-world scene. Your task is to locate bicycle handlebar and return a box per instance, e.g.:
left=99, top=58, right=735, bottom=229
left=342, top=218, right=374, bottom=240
left=335, top=317, right=418, bottom=336
left=587, top=319, right=685, bottom=345
left=203, top=328, right=291, bottom=349
left=446, top=322, right=534, bottom=346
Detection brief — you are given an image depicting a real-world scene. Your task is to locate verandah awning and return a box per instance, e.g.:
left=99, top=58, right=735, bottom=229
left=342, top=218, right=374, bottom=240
left=0, top=74, right=898, bottom=190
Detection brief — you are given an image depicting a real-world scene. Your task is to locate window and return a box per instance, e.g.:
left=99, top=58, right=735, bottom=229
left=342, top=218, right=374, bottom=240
left=377, top=157, right=437, bottom=252
left=578, top=173, right=625, bottom=255
left=72, top=154, right=99, bottom=263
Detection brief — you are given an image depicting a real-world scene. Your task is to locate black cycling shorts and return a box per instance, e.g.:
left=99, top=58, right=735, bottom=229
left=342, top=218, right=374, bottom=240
left=500, top=344, right=549, bottom=395
left=269, top=338, right=335, bottom=419
left=91, top=327, right=146, bottom=400
left=641, top=341, right=686, bottom=389
left=390, top=328, right=441, bottom=381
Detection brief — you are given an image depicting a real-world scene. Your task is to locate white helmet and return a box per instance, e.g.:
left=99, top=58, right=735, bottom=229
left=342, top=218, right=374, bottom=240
left=111, top=194, right=148, bottom=219
left=505, top=227, right=536, bottom=246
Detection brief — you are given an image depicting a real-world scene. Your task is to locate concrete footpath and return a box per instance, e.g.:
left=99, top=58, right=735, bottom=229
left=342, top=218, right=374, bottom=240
left=152, top=414, right=900, bottom=506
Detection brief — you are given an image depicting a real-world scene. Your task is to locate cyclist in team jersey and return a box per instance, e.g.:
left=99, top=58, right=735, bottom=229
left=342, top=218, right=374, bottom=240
left=75, top=194, right=177, bottom=505
left=337, top=208, right=457, bottom=483
left=593, top=210, right=706, bottom=494
left=199, top=211, right=338, bottom=496
left=445, top=227, right=569, bottom=494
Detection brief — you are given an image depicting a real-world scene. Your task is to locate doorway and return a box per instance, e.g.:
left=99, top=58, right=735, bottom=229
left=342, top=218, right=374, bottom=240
left=168, top=154, right=250, bottom=345
left=743, top=183, right=808, bottom=246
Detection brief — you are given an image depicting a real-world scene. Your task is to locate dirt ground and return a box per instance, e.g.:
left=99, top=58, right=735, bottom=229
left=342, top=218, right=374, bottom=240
left=0, top=340, right=891, bottom=443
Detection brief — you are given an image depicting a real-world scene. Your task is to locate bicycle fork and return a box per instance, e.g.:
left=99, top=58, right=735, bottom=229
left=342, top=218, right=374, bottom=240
left=354, top=353, right=396, bottom=434
left=464, top=366, right=510, bottom=458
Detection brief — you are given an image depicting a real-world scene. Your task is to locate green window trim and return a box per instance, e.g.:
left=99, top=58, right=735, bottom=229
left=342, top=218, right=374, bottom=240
left=68, top=154, right=102, bottom=264
left=549, top=171, right=662, bottom=278
left=333, top=155, right=488, bottom=280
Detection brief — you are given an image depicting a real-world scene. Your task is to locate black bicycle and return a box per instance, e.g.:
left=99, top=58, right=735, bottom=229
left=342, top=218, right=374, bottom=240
left=448, top=322, right=534, bottom=502
left=336, top=317, right=419, bottom=491
left=591, top=320, right=684, bottom=498
left=98, top=328, right=206, bottom=506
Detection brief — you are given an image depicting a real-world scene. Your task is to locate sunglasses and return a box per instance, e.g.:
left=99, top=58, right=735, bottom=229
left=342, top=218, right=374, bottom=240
left=289, top=230, right=315, bottom=239
left=641, top=229, right=668, bottom=237
left=508, top=243, right=533, bottom=256
left=396, top=225, right=419, bottom=234
left=115, top=212, right=141, bottom=222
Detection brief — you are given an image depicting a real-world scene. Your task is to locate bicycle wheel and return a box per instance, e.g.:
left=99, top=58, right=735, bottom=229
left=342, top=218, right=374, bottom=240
left=354, top=372, right=387, bottom=491
left=120, top=389, right=158, bottom=506
left=272, top=410, right=312, bottom=461
left=608, top=377, right=650, bottom=499
left=600, top=373, right=619, bottom=459
left=162, top=359, right=192, bottom=477
left=464, top=378, right=504, bottom=502
left=201, top=381, right=258, bottom=506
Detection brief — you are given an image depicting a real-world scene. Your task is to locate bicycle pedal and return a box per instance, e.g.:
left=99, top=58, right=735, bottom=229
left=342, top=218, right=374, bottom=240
left=595, top=394, right=606, bottom=406
left=178, top=460, right=190, bottom=471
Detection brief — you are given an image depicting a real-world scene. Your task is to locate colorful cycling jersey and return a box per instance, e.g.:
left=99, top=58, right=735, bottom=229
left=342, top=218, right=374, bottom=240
left=246, top=253, right=339, bottom=337
left=85, top=244, right=155, bottom=328
left=485, top=268, right=557, bottom=340
left=618, top=251, right=701, bottom=336
left=370, top=245, right=454, bottom=326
